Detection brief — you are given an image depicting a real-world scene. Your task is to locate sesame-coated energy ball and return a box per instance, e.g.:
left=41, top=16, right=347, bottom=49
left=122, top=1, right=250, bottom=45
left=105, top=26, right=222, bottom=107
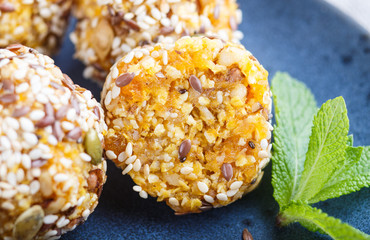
left=0, top=0, right=72, bottom=54
left=71, top=0, right=243, bottom=82
left=102, top=37, right=272, bottom=214
left=0, top=45, right=107, bottom=239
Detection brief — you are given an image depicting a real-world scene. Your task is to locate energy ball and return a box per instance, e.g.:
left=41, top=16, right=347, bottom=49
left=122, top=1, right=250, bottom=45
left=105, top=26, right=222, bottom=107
left=102, top=37, right=272, bottom=214
left=0, top=45, right=107, bottom=239
left=0, top=0, right=72, bottom=54
left=71, top=0, right=243, bottom=82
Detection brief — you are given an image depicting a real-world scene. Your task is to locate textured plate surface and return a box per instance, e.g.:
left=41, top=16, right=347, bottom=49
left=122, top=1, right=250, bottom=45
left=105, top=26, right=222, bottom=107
left=55, top=0, right=370, bottom=239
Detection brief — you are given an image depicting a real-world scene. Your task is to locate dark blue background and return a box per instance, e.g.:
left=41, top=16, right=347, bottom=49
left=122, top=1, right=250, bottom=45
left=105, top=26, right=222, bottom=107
left=54, top=0, right=370, bottom=239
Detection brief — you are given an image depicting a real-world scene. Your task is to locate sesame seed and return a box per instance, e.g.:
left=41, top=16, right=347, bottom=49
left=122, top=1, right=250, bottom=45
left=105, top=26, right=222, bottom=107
left=227, top=189, right=238, bottom=197
left=47, top=135, right=58, bottom=146
left=230, top=181, right=243, bottom=190
left=125, top=155, right=137, bottom=164
left=106, top=150, right=117, bottom=160
left=115, top=72, right=135, bottom=87
left=180, top=166, right=193, bottom=175
left=122, top=164, right=133, bottom=175
left=1, top=201, right=15, bottom=210
left=17, top=184, right=29, bottom=194
left=179, top=139, right=191, bottom=162
left=169, top=197, right=179, bottom=206
left=104, top=91, right=112, bottom=106
left=56, top=216, right=67, bottom=228
left=204, top=195, right=215, bottom=204
left=260, top=139, right=268, bottom=150
left=125, top=142, right=133, bottom=156
left=29, top=110, right=46, bottom=121
left=44, top=215, right=58, bottom=224
left=21, top=154, right=31, bottom=169
left=2, top=189, right=17, bottom=199
left=123, top=51, right=135, bottom=63
left=162, top=50, right=168, bottom=65
left=44, top=230, right=58, bottom=238
left=248, top=141, right=255, bottom=149
left=144, top=164, right=150, bottom=176
left=133, top=185, right=142, bottom=192
left=139, top=190, right=148, bottom=199
left=189, top=75, right=202, bottom=93
left=23, top=132, right=38, bottom=146
left=259, top=158, right=270, bottom=169
left=29, top=148, right=43, bottom=160
left=216, top=193, right=228, bottom=201
left=15, top=82, right=29, bottom=93
left=111, top=86, right=121, bottom=99
left=82, top=209, right=91, bottom=220
left=60, top=157, right=72, bottom=168
left=197, top=181, right=209, bottom=193
left=118, top=152, right=127, bottom=162
left=20, top=117, right=35, bottom=132
left=258, top=150, right=269, bottom=158
left=30, top=180, right=40, bottom=194
left=54, top=173, right=68, bottom=182
left=133, top=159, right=142, bottom=172
left=80, top=153, right=91, bottom=162
left=77, top=196, right=86, bottom=206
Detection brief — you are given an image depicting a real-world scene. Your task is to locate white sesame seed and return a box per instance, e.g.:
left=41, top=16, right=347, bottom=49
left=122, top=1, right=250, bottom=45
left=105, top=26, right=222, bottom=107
left=122, top=164, right=133, bottom=175
left=47, top=135, right=58, bottom=146
left=204, top=195, right=214, bottom=204
left=125, top=155, right=137, bottom=164
left=160, top=18, right=171, bottom=27
left=80, top=153, right=91, bottom=162
left=0, top=58, right=10, bottom=68
left=0, top=136, right=11, bottom=149
left=169, top=197, right=179, bottom=206
left=123, top=51, right=135, bottom=63
left=2, top=189, right=17, bottom=199
left=258, top=150, right=269, bottom=158
left=104, top=91, right=112, bottom=106
left=20, top=117, right=35, bottom=132
left=80, top=209, right=90, bottom=220
left=56, top=216, right=67, bottom=228
left=36, top=94, right=49, bottom=104
left=230, top=181, right=243, bottom=190
left=260, top=139, right=268, bottom=150
left=180, top=166, right=193, bottom=175
left=21, top=154, right=31, bottom=169
left=118, top=152, right=127, bottom=162
left=14, top=68, right=27, bottom=80
left=125, top=142, right=133, bottom=156
left=44, top=215, right=58, bottom=224
left=7, top=172, right=17, bottom=185
left=216, top=193, right=228, bottom=201
left=139, top=190, right=148, bottom=199
left=54, top=173, right=69, bottom=182
left=133, top=159, right=142, bottom=172
left=15, top=82, right=29, bottom=93
left=30, top=180, right=40, bottom=194
left=197, top=182, right=209, bottom=193
left=29, top=149, right=43, bottom=160
left=77, top=196, right=86, bottom=206
left=227, top=189, right=239, bottom=197
left=133, top=185, right=142, bottom=192
left=259, top=158, right=270, bottom=169
left=151, top=7, right=161, bottom=20
left=44, top=230, right=58, bottom=238
left=29, top=110, right=45, bottom=121
left=31, top=168, right=41, bottom=177
left=106, top=150, right=117, bottom=160
left=1, top=201, right=15, bottom=210
left=111, top=86, right=121, bottom=99
left=144, top=164, right=150, bottom=176
left=162, top=50, right=168, bottom=65
left=60, top=157, right=72, bottom=168
left=17, top=184, right=29, bottom=194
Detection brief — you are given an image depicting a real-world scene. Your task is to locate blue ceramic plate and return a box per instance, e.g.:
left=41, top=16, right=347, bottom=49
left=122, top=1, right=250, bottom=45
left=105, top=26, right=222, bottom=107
left=56, top=0, right=370, bottom=239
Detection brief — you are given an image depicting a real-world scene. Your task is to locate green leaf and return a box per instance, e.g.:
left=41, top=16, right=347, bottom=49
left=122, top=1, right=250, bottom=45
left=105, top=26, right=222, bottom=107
left=347, top=135, right=354, bottom=146
left=280, top=203, right=370, bottom=240
left=294, top=97, right=349, bottom=202
left=309, top=146, right=370, bottom=203
left=271, top=72, right=317, bottom=207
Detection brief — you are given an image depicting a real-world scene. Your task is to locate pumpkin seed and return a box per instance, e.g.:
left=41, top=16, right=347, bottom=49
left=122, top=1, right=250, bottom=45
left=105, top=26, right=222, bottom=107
left=13, top=205, right=44, bottom=240
left=83, top=129, right=102, bottom=165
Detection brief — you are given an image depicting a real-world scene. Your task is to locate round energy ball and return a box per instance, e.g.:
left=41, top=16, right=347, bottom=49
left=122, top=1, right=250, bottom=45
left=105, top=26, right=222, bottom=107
left=71, top=0, right=243, bottom=82
left=102, top=37, right=272, bottom=214
left=0, top=45, right=107, bottom=239
left=0, top=0, right=72, bottom=54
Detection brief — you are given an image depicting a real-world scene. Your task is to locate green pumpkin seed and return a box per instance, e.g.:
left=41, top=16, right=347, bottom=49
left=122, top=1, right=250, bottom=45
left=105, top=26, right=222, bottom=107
left=13, top=205, right=44, bottom=240
left=84, top=128, right=102, bottom=165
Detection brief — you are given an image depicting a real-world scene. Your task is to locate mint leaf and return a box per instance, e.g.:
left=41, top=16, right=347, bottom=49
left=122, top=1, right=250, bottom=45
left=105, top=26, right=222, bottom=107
left=280, top=203, right=370, bottom=240
left=271, top=72, right=317, bottom=207
left=309, top=146, right=370, bottom=203
left=294, top=97, right=349, bottom=202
